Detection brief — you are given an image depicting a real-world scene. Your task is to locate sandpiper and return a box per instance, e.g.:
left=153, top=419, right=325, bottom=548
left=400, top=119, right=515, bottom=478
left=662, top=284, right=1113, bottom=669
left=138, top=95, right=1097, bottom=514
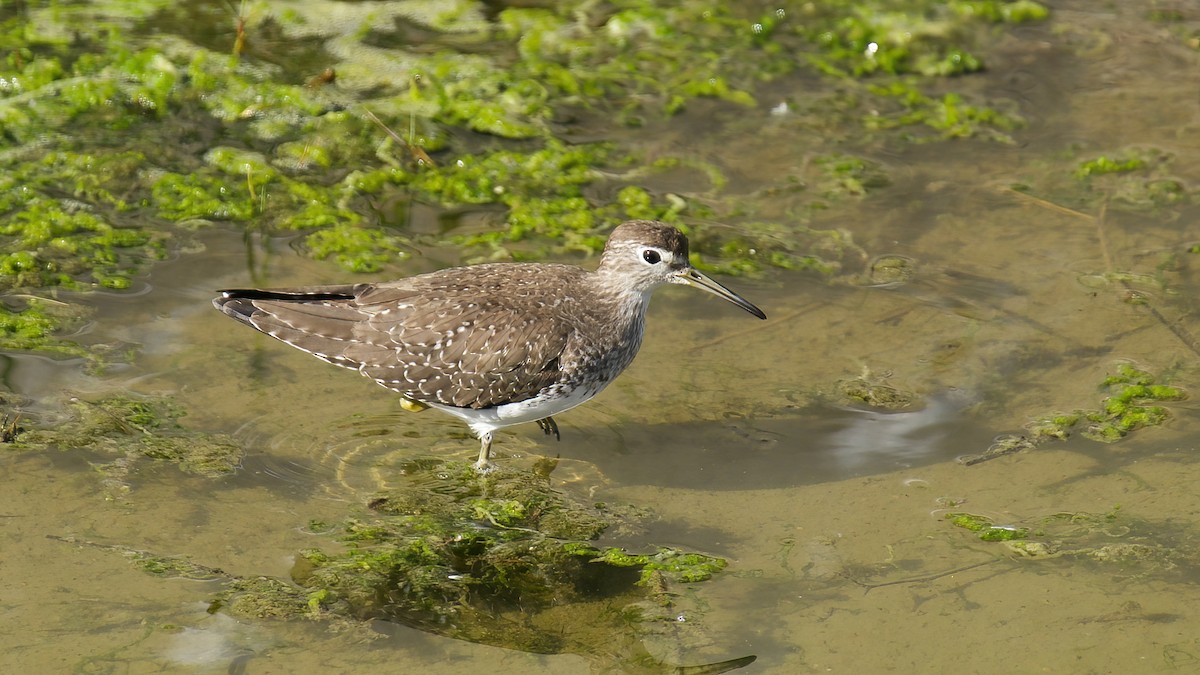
left=214, top=220, right=765, bottom=471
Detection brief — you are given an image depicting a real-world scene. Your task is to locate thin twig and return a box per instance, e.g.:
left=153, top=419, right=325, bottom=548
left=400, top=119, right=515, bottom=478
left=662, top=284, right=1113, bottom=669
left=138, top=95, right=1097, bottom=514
left=845, top=558, right=997, bottom=592
left=1006, top=187, right=1200, bottom=360
left=362, top=107, right=436, bottom=168
left=1095, top=199, right=1114, bottom=273
left=1002, top=187, right=1093, bottom=220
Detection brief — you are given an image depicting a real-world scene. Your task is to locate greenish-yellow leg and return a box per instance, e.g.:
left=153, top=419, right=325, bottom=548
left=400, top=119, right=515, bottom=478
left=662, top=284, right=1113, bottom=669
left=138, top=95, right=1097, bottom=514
left=474, top=432, right=495, bottom=473
left=536, top=417, right=560, bottom=440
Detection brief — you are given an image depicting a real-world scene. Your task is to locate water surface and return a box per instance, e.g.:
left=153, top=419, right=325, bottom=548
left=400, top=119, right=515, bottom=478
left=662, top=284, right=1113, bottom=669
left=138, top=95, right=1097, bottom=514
left=5, top=1, right=1200, bottom=673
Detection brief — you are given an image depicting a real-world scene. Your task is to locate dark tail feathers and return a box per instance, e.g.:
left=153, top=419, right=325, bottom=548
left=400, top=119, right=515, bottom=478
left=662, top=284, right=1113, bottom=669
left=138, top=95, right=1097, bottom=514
left=215, top=287, right=359, bottom=302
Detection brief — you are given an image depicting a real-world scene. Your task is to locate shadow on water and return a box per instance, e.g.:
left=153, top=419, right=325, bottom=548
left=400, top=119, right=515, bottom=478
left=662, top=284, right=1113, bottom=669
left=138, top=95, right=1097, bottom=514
left=573, top=394, right=995, bottom=490
left=209, top=377, right=991, bottom=496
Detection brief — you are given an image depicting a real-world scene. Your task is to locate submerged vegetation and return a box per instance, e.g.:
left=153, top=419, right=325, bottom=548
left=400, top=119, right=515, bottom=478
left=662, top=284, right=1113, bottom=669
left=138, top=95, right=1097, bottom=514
left=1014, top=147, right=1192, bottom=213
left=945, top=512, right=1029, bottom=541
left=963, top=363, right=1186, bottom=464
left=0, top=296, right=93, bottom=359
left=944, top=506, right=1198, bottom=580
left=0, top=0, right=1053, bottom=330
left=276, top=461, right=728, bottom=630
left=1025, top=362, right=1185, bottom=444
left=2, top=393, right=243, bottom=496
left=0, top=0, right=1080, bottom=394
left=76, top=457, right=745, bottom=666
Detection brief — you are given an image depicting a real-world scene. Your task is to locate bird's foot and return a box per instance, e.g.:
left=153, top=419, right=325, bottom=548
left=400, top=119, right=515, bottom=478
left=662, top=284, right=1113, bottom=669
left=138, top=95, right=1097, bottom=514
left=473, top=432, right=495, bottom=473
left=399, top=396, right=429, bottom=413
left=473, top=458, right=498, bottom=474
left=536, top=416, right=560, bottom=441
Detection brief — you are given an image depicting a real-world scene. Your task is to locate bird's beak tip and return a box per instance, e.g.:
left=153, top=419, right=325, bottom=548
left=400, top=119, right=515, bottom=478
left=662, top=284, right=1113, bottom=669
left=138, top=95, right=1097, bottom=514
left=678, top=267, right=766, bottom=320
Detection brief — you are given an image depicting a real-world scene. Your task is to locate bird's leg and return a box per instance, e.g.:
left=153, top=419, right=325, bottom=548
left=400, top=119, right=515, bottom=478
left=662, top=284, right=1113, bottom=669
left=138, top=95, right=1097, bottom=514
left=474, top=431, right=496, bottom=473
left=536, top=416, right=560, bottom=441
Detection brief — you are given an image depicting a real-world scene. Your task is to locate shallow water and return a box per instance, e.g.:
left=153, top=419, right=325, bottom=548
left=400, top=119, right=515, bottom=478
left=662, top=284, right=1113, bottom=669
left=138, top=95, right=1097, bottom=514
left=6, top=1, right=1200, bottom=673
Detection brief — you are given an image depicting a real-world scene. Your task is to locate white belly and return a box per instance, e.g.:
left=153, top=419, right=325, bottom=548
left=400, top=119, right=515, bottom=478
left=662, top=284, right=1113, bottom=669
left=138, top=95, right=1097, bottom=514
left=426, top=383, right=605, bottom=437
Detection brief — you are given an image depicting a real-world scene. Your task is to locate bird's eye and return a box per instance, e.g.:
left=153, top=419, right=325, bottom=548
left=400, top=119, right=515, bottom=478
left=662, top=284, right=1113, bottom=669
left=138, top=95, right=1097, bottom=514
left=642, top=249, right=662, bottom=265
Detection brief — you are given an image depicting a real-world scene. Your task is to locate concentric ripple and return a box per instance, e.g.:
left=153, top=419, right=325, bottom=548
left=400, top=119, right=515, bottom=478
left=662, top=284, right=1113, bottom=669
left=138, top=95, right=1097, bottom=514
left=230, top=407, right=610, bottom=501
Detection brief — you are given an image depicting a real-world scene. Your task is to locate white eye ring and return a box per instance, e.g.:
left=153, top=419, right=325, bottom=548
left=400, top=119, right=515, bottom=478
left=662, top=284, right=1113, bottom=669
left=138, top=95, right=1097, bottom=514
left=641, top=249, right=662, bottom=265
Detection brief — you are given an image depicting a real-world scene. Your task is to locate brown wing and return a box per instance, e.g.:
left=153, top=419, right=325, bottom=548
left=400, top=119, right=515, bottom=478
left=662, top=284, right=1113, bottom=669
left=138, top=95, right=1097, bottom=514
left=214, top=278, right=572, bottom=409
left=354, top=284, right=570, bottom=408
left=213, top=285, right=368, bottom=370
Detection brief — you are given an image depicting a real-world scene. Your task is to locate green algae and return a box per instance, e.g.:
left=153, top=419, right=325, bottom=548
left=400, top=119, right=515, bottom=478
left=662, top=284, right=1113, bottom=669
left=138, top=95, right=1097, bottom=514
left=0, top=159, right=166, bottom=291
left=1070, top=150, right=1189, bottom=209
left=0, top=22, right=177, bottom=338
left=863, top=81, right=1024, bottom=143
left=0, top=296, right=92, bottom=359
left=1019, top=148, right=1193, bottom=214
left=963, top=363, right=1185, bottom=464
left=799, top=0, right=1049, bottom=78
left=4, top=393, right=244, bottom=485
left=1075, top=154, right=1148, bottom=179
left=945, top=512, right=1030, bottom=542
left=577, top=546, right=728, bottom=584
left=946, top=508, right=1197, bottom=580
left=689, top=222, right=861, bottom=278
left=132, top=553, right=227, bottom=579
left=195, top=458, right=743, bottom=665
left=837, top=371, right=920, bottom=410
left=0, top=0, right=1055, bottom=307
left=215, top=576, right=313, bottom=621
left=289, top=460, right=726, bottom=623
left=812, top=154, right=891, bottom=198
left=150, top=171, right=257, bottom=222
left=497, top=3, right=776, bottom=119
left=1085, top=363, right=1186, bottom=442
left=305, top=222, right=407, bottom=274
left=861, top=254, right=917, bottom=286
left=1043, top=362, right=1190, bottom=444
left=47, top=534, right=227, bottom=580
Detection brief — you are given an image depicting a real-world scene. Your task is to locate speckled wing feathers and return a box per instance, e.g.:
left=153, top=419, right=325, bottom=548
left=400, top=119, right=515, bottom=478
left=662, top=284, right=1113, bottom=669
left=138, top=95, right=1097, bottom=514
left=216, top=266, right=579, bottom=410
left=352, top=271, right=573, bottom=408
